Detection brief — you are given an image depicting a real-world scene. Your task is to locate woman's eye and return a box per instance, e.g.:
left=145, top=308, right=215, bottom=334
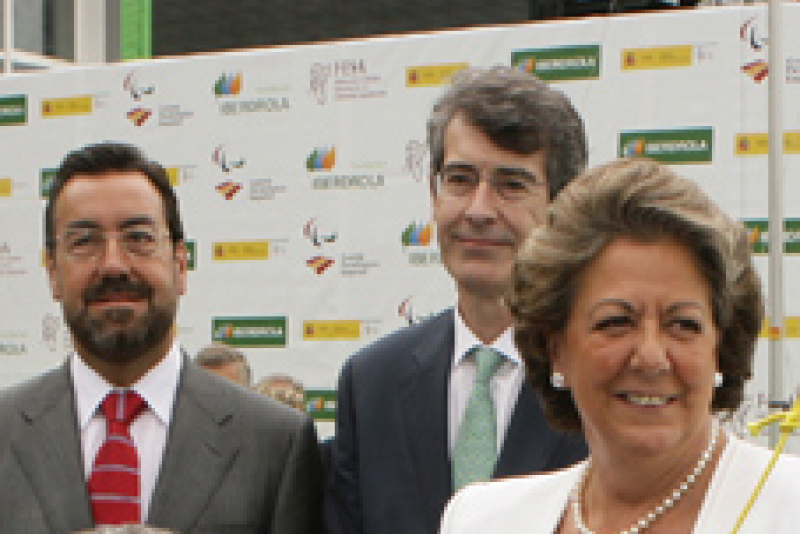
left=593, top=316, right=632, bottom=331
left=671, top=318, right=702, bottom=333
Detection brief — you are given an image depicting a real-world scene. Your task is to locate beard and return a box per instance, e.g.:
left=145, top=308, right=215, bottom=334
left=64, top=275, right=176, bottom=365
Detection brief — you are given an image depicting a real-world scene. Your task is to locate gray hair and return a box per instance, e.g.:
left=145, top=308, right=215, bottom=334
left=426, top=66, right=587, bottom=199
left=509, top=158, right=763, bottom=431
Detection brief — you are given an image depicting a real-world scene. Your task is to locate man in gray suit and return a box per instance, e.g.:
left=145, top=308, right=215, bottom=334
left=324, top=67, right=589, bottom=534
left=0, top=142, right=322, bottom=533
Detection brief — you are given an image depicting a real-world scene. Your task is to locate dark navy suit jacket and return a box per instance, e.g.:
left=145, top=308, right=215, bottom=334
left=324, top=308, right=588, bottom=534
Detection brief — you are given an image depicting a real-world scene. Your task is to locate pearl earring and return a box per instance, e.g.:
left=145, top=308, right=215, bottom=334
left=551, top=372, right=566, bottom=390
left=714, top=372, right=723, bottom=388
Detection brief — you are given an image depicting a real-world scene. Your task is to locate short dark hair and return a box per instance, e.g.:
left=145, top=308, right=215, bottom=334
left=195, top=344, right=252, bottom=385
left=45, top=142, right=184, bottom=253
left=427, top=66, right=588, bottom=199
left=510, top=158, right=763, bottom=431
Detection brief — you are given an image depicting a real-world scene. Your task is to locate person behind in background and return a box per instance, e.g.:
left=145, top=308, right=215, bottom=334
left=255, top=374, right=306, bottom=412
left=0, top=142, right=323, bottom=534
left=440, top=158, right=800, bottom=533
left=324, top=66, right=589, bottom=534
left=195, top=343, right=252, bottom=387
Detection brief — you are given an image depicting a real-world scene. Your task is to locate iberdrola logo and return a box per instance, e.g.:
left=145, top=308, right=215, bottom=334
left=401, top=222, right=433, bottom=247
left=215, top=73, right=243, bottom=97
left=306, top=146, right=336, bottom=171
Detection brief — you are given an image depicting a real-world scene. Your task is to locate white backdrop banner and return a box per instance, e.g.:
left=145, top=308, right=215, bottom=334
left=1, top=5, right=799, bottom=442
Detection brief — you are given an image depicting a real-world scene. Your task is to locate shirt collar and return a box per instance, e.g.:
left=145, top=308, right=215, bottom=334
left=452, top=304, right=522, bottom=367
left=71, top=339, right=183, bottom=430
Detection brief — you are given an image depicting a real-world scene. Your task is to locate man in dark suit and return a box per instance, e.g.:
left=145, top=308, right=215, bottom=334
left=324, top=67, right=590, bottom=534
left=0, top=142, right=322, bottom=533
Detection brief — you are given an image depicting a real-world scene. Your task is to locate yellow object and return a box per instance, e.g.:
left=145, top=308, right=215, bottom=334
left=730, top=398, right=800, bottom=533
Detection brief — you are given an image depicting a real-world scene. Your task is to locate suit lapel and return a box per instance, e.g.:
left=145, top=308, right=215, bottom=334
left=494, top=382, right=557, bottom=477
left=10, top=364, right=93, bottom=533
left=399, top=310, right=454, bottom=530
left=148, top=360, right=240, bottom=533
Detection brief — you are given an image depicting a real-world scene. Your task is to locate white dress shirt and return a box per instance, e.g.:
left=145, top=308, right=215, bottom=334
left=71, top=340, right=182, bottom=522
left=448, top=307, right=525, bottom=453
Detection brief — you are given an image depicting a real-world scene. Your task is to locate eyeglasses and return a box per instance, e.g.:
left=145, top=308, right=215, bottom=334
left=54, top=227, right=171, bottom=261
left=435, top=164, right=547, bottom=202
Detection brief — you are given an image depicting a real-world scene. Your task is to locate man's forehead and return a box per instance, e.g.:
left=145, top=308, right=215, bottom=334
left=54, top=171, right=166, bottom=226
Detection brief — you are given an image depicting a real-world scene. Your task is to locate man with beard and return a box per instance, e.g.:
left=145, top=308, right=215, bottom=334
left=324, top=67, right=589, bottom=534
left=0, top=142, right=323, bottom=534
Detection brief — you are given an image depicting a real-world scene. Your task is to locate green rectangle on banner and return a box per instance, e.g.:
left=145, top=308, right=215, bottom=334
left=743, top=219, right=800, bottom=254
left=185, top=240, right=196, bottom=270
left=619, top=128, right=713, bottom=164
left=0, top=95, right=27, bottom=126
left=41, top=169, right=57, bottom=199
left=212, top=317, right=287, bottom=347
left=512, top=45, right=601, bottom=81
left=305, top=389, right=337, bottom=421
left=120, top=0, right=152, bottom=60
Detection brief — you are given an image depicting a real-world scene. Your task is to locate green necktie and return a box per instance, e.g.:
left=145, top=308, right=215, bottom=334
left=452, top=346, right=505, bottom=492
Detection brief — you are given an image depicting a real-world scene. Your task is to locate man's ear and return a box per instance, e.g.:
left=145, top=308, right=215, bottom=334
left=174, top=241, right=189, bottom=296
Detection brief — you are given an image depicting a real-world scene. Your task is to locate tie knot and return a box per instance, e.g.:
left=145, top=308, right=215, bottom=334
left=473, top=347, right=504, bottom=384
left=101, top=390, right=145, bottom=426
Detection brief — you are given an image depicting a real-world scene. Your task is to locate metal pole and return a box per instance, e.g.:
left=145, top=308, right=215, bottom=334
left=3, top=0, right=12, bottom=74
left=767, top=0, right=785, bottom=448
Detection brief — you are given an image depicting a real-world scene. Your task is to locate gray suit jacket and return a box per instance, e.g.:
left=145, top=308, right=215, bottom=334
left=0, top=358, right=323, bottom=534
left=323, top=309, right=588, bottom=534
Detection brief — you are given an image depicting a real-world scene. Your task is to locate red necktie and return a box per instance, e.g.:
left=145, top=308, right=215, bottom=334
left=88, top=390, right=146, bottom=525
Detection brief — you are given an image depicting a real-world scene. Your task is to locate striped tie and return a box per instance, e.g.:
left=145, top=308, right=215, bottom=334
left=88, top=390, right=145, bottom=525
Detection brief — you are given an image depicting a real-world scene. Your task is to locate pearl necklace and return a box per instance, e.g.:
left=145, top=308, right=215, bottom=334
left=570, top=421, right=719, bottom=534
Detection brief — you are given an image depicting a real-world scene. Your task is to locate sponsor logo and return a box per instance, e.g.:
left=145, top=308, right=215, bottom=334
left=215, top=72, right=243, bottom=97
left=0, top=330, right=27, bottom=355
left=0, top=95, right=27, bottom=126
left=41, top=169, right=57, bottom=198
left=404, top=140, right=429, bottom=182
left=761, top=317, right=800, bottom=339
left=216, top=180, right=244, bottom=200
left=619, top=128, right=713, bottom=164
left=214, top=72, right=290, bottom=115
left=249, top=178, right=286, bottom=200
left=307, top=255, right=335, bottom=275
left=303, top=320, right=361, bottom=340
left=305, top=389, right=337, bottom=421
left=42, top=313, right=65, bottom=352
left=124, top=71, right=155, bottom=100
left=212, top=145, right=246, bottom=173
left=304, top=218, right=337, bottom=247
left=398, top=296, right=434, bottom=326
left=743, top=219, right=800, bottom=254
left=402, top=222, right=433, bottom=247
left=406, top=63, right=468, bottom=87
left=341, top=253, right=379, bottom=276
left=622, top=45, right=693, bottom=70
left=0, top=178, right=12, bottom=197
left=311, top=174, right=385, bottom=190
left=513, top=45, right=601, bottom=80
left=158, top=104, right=194, bottom=126
left=218, top=97, right=290, bottom=116
left=740, top=17, right=769, bottom=83
left=213, top=240, right=269, bottom=261
left=736, top=132, right=800, bottom=155
left=185, top=240, right=196, bottom=270
left=127, top=107, right=152, bottom=126
left=309, top=59, right=387, bottom=104
left=307, top=147, right=336, bottom=171
left=42, top=96, right=93, bottom=117
left=0, top=242, right=26, bottom=276
left=212, top=316, right=287, bottom=347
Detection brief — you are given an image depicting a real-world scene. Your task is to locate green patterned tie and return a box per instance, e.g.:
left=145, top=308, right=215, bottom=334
left=452, top=346, right=505, bottom=492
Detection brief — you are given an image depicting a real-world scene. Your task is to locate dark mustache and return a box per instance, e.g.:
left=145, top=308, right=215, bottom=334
left=83, top=276, right=152, bottom=302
